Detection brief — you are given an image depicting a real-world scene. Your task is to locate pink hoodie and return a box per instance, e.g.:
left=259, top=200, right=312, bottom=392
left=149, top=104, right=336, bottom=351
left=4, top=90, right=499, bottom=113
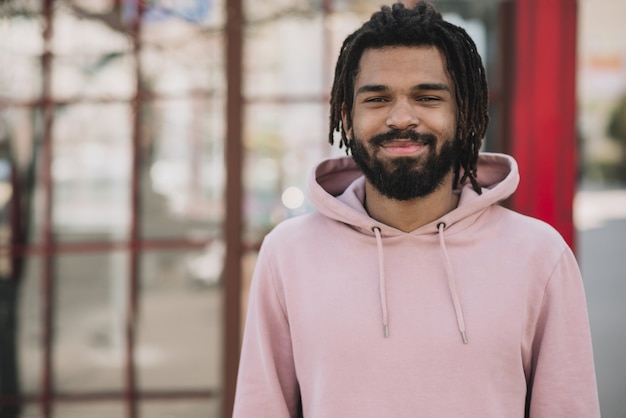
left=233, top=153, right=600, bottom=418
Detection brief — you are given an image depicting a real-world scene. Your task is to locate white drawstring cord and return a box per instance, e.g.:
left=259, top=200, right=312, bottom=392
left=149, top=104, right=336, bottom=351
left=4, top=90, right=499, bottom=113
left=372, top=227, right=389, bottom=338
left=437, top=222, right=469, bottom=344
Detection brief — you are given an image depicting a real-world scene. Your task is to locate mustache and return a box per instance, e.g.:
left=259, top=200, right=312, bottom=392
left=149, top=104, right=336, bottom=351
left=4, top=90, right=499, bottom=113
left=370, top=129, right=437, bottom=146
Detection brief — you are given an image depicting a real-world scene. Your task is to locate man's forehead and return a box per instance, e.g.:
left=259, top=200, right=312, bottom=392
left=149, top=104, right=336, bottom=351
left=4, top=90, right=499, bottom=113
left=354, top=46, right=453, bottom=89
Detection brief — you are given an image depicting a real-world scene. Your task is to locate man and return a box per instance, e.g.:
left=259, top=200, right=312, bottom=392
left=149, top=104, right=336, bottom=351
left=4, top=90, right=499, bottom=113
left=233, top=2, right=600, bottom=417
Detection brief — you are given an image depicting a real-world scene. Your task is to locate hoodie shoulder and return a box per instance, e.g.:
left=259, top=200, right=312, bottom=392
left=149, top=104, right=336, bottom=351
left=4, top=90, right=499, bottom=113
left=491, top=204, right=571, bottom=256
left=264, top=211, right=336, bottom=248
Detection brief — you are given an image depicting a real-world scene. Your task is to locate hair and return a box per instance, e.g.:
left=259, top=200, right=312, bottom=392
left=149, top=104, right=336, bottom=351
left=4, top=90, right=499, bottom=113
left=328, top=1, right=489, bottom=193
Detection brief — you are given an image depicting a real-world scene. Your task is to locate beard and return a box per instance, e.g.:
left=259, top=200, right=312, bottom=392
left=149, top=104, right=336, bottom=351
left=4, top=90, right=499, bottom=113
left=350, top=129, right=461, bottom=201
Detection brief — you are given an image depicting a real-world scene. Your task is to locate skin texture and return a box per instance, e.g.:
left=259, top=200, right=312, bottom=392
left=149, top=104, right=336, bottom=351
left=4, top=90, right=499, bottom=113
left=342, top=46, right=460, bottom=232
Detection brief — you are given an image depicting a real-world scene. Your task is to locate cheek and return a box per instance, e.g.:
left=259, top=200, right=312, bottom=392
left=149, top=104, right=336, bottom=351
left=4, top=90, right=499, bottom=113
left=349, top=121, right=366, bottom=141
left=351, top=113, right=385, bottom=140
left=431, top=111, right=457, bottom=138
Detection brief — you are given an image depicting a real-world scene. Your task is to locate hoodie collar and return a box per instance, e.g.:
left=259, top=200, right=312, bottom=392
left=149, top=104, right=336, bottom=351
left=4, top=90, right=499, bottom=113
left=307, top=152, right=519, bottom=236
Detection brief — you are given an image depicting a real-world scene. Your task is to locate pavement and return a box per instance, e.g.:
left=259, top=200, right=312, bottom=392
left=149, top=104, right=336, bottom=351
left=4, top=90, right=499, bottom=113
left=575, top=187, right=626, bottom=418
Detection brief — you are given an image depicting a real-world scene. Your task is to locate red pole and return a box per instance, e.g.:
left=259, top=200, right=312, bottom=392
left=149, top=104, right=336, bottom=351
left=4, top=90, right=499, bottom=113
left=509, top=0, right=578, bottom=249
left=223, top=0, right=244, bottom=416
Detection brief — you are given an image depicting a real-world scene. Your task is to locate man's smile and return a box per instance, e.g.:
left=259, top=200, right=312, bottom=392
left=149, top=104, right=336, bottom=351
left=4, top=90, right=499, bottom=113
left=380, top=139, right=428, bottom=157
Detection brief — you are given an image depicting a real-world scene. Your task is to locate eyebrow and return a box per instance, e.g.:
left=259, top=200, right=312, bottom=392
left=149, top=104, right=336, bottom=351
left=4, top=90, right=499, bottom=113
left=355, top=83, right=452, bottom=95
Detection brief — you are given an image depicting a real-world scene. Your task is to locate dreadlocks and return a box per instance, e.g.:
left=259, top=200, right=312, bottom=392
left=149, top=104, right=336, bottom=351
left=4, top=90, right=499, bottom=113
left=328, top=1, right=489, bottom=194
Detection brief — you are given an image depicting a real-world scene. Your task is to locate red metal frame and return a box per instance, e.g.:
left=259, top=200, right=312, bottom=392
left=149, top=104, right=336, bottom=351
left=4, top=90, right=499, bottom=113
left=2, top=1, right=231, bottom=417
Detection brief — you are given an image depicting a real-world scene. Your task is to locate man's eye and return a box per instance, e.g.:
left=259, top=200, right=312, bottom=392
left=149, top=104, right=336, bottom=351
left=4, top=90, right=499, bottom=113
left=364, top=97, right=387, bottom=103
left=418, top=96, right=440, bottom=102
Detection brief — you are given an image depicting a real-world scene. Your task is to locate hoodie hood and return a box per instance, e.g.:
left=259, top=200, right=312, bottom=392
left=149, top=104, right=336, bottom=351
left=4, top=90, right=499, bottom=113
left=306, top=152, right=520, bottom=342
left=307, top=152, right=520, bottom=236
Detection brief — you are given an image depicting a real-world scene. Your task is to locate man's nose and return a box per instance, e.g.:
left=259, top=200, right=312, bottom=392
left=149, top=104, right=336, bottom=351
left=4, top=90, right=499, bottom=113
left=386, top=99, right=419, bottom=130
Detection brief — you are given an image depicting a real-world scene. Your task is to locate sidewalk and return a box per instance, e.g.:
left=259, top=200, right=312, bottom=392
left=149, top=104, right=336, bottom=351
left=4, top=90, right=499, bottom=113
left=575, top=187, right=626, bottom=418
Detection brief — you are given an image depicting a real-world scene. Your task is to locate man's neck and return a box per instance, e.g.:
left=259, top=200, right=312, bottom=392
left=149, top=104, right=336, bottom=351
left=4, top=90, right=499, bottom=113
left=363, top=175, right=459, bottom=232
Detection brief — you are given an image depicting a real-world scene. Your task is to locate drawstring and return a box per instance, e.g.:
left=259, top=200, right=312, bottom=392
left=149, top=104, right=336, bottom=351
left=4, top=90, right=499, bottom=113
left=372, top=227, right=390, bottom=338
left=437, top=222, right=469, bottom=344
left=371, top=223, right=468, bottom=343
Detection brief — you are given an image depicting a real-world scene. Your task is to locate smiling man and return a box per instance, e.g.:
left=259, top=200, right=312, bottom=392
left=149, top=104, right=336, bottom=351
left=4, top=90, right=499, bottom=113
left=233, top=2, right=600, bottom=418
left=347, top=46, right=462, bottom=228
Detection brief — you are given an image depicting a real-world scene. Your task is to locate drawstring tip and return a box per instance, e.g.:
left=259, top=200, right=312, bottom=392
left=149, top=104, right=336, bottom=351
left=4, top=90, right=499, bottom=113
left=461, top=331, right=468, bottom=344
left=383, top=324, right=389, bottom=338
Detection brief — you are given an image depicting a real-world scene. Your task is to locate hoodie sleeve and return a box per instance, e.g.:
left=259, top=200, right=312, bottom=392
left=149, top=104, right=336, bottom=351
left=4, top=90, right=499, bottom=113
left=232, top=241, right=301, bottom=418
left=527, top=247, right=600, bottom=418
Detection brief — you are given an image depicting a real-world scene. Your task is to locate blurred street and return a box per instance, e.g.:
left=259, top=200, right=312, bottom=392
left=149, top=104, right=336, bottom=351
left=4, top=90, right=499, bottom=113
left=576, top=186, right=626, bottom=418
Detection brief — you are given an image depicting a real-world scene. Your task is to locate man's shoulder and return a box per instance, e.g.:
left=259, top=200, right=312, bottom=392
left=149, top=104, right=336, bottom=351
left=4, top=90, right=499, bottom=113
left=484, top=206, right=577, bottom=277
left=493, top=205, right=569, bottom=248
left=257, top=211, right=344, bottom=268
left=264, top=210, right=330, bottom=244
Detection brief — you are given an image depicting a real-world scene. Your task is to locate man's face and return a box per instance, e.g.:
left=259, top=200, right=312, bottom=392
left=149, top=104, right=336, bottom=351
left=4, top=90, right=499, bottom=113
left=342, top=46, right=460, bottom=201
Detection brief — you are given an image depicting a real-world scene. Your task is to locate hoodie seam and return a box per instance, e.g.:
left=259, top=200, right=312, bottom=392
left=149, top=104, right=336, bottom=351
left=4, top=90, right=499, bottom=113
left=522, top=244, right=571, bottom=374
left=540, top=245, right=571, bottom=297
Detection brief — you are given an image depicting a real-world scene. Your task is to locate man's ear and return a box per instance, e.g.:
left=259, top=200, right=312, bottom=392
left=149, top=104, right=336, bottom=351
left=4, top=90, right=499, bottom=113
left=341, top=104, right=352, bottom=140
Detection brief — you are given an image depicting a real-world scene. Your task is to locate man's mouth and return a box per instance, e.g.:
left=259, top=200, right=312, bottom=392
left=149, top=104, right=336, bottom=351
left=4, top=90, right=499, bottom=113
left=381, top=139, right=427, bottom=156
left=371, top=129, right=436, bottom=147
left=383, top=138, right=429, bottom=146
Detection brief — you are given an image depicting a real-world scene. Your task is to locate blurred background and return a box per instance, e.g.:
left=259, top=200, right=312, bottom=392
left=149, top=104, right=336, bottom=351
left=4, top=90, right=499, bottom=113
left=0, top=0, right=624, bottom=417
